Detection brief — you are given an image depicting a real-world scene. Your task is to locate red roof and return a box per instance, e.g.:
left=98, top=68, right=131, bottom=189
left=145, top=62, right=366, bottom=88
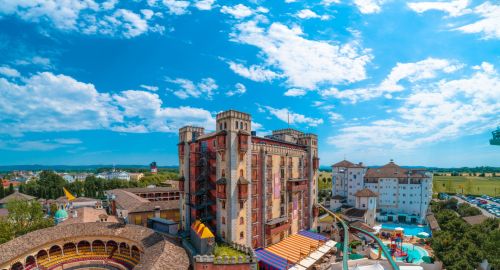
left=365, top=161, right=428, bottom=178
left=332, top=160, right=364, bottom=168
left=354, top=188, right=377, bottom=197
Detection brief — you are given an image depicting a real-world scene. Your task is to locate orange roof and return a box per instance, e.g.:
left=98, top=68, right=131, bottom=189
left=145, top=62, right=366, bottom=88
left=332, top=160, right=364, bottom=168
left=191, top=220, right=214, bottom=239
left=265, top=234, right=322, bottom=263
left=354, top=188, right=377, bottom=197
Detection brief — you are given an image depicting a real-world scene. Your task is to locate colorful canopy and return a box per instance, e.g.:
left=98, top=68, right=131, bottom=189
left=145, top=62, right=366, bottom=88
left=298, top=230, right=329, bottom=241
left=255, top=248, right=289, bottom=270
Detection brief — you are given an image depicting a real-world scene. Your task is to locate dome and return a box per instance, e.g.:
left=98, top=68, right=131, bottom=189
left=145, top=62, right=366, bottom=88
left=55, top=209, right=68, bottom=220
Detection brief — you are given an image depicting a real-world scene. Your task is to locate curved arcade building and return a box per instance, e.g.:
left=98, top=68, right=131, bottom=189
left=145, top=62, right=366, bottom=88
left=0, top=223, right=189, bottom=270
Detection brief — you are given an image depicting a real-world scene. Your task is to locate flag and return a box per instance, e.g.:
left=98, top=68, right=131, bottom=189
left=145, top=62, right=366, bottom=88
left=63, top=187, right=76, bottom=201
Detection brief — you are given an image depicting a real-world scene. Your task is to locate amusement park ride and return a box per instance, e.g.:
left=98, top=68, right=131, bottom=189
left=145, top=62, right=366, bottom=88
left=315, top=204, right=400, bottom=270
left=490, top=127, right=500, bottom=146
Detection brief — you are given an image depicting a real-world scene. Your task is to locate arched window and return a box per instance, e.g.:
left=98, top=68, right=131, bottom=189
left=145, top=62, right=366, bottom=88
left=224, top=122, right=227, bottom=129
left=240, top=217, right=244, bottom=225
left=240, top=232, right=244, bottom=239
left=222, top=216, right=225, bottom=224
left=240, top=169, right=243, bottom=177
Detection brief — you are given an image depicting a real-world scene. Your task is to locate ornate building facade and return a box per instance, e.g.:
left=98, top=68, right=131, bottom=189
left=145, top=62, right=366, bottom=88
left=178, top=110, right=319, bottom=249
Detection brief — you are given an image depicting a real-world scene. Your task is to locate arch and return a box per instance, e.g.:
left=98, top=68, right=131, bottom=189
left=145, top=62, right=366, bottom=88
left=106, top=240, right=118, bottom=255
left=10, top=262, right=23, bottom=270
left=25, top=255, right=36, bottom=269
left=63, top=242, right=76, bottom=255
left=48, top=245, right=62, bottom=258
left=77, top=240, right=91, bottom=254
left=131, top=246, right=140, bottom=261
left=35, top=250, right=48, bottom=262
left=240, top=122, right=243, bottom=129
left=119, top=242, right=130, bottom=255
left=92, top=240, right=106, bottom=254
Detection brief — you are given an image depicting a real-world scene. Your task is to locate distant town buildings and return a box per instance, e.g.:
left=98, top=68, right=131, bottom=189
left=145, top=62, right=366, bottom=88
left=330, top=159, right=433, bottom=224
left=150, top=161, right=158, bottom=174
left=178, top=110, right=319, bottom=248
left=96, top=170, right=130, bottom=181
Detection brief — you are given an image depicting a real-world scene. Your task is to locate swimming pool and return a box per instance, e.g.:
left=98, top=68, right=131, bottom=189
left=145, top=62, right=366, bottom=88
left=372, top=243, right=429, bottom=264
left=381, top=223, right=431, bottom=236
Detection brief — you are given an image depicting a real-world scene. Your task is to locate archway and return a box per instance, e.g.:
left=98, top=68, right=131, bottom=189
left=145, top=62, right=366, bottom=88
left=131, top=246, right=140, bottom=261
left=63, top=242, right=76, bottom=256
left=106, top=240, right=118, bottom=255
left=35, top=250, right=48, bottom=264
left=92, top=240, right=105, bottom=254
left=77, top=240, right=91, bottom=254
left=48, top=245, right=62, bottom=258
left=119, top=242, right=130, bottom=255
left=25, top=255, right=36, bottom=269
left=10, top=262, right=23, bottom=270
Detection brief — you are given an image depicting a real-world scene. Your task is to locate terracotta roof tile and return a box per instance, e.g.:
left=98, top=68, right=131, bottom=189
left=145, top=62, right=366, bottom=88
left=332, top=160, right=364, bottom=168
left=354, top=188, right=377, bottom=197
left=0, top=192, right=35, bottom=204
left=365, top=161, right=428, bottom=178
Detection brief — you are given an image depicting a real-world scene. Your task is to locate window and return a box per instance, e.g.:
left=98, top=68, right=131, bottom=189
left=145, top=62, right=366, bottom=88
left=235, top=121, right=238, bottom=129
left=240, top=122, right=243, bottom=129
left=219, top=123, right=223, bottom=130
left=224, top=122, right=227, bottom=129
left=245, top=123, right=248, bottom=130
left=222, top=200, right=226, bottom=209
left=362, top=204, right=366, bottom=208
left=222, top=169, right=226, bottom=177
left=240, top=217, right=244, bottom=224
left=222, top=216, right=225, bottom=224
left=240, top=202, right=244, bottom=209
left=240, top=232, right=244, bottom=239
left=222, top=231, right=225, bottom=239
left=134, top=215, right=142, bottom=225
left=240, top=169, right=244, bottom=177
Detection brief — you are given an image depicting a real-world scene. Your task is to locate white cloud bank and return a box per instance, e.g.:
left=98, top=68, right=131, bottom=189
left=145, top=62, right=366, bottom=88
left=0, top=70, right=215, bottom=134
left=408, top=1, right=500, bottom=39
left=263, top=106, right=324, bottom=127
left=167, top=77, right=219, bottom=99
left=328, top=62, right=500, bottom=149
left=230, top=21, right=372, bottom=90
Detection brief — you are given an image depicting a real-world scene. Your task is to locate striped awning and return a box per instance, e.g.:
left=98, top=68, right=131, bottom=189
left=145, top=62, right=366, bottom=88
left=298, top=230, right=329, bottom=241
left=255, top=248, right=289, bottom=270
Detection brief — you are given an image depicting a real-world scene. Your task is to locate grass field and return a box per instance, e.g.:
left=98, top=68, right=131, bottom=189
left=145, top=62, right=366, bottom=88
left=433, top=176, right=500, bottom=196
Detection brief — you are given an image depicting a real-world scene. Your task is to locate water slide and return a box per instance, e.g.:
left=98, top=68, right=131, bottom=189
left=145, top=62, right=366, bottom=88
left=315, top=204, right=399, bottom=270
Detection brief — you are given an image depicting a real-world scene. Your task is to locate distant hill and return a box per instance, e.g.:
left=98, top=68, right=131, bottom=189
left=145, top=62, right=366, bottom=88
left=0, top=164, right=177, bottom=172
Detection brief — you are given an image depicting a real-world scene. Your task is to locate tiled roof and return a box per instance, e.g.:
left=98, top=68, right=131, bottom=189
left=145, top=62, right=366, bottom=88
left=332, top=160, right=364, bottom=168
left=349, top=221, right=375, bottom=232
left=108, top=189, right=179, bottom=213
left=354, top=188, right=377, bottom=197
left=365, top=161, right=428, bottom=178
left=121, top=186, right=179, bottom=193
left=0, top=222, right=189, bottom=269
left=0, top=192, right=36, bottom=204
left=343, top=208, right=367, bottom=218
left=59, top=207, right=119, bottom=225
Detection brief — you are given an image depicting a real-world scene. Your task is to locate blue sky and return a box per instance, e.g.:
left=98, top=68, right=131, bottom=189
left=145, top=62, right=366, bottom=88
left=0, top=0, right=499, bottom=167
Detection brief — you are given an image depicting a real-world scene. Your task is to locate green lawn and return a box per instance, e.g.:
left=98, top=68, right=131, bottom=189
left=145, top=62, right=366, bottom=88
left=433, top=176, right=500, bottom=196
left=214, top=243, right=247, bottom=259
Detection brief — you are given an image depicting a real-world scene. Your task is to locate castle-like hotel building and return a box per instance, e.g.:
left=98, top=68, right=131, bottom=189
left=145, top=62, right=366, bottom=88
left=178, top=110, right=319, bottom=248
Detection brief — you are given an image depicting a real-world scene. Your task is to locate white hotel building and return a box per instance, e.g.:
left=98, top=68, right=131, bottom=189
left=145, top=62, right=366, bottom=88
left=331, top=160, right=433, bottom=224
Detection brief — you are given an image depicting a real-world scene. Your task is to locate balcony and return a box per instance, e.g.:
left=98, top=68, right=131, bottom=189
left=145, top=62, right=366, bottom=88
left=267, top=222, right=290, bottom=235
left=216, top=178, right=227, bottom=199
left=216, top=131, right=227, bottom=151
left=288, top=182, right=307, bottom=192
left=237, top=177, right=249, bottom=201
left=238, top=132, right=249, bottom=153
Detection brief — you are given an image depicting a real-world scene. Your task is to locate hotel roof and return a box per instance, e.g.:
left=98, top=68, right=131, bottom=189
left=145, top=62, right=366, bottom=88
left=332, top=160, right=364, bottom=168
left=365, top=161, right=428, bottom=178
left=354, top=188, right=378, bottom=197
left=108, top=189, right=179, bottom=213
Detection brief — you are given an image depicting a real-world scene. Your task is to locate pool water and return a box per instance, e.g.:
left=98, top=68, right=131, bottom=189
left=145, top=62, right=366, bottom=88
left=381, top=223, right=431, bottom=236
left=373, top=243, right=429, bottom=264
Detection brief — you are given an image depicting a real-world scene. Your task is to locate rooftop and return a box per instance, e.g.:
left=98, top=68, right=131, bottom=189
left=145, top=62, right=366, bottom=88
left=0, top=191, right=36, bottom=204
left=354, top=188, right=378, bottom=197
left=59, top=207, right=119, bottom=225
left=122, top=186, right=180, bottom=193
left=108, top=189, right=179, bottom=213
left=462, top=214, right=489, bottom=225
left=332, top=160, right=364, bottom=168
left=0, top=222, right=189, bottom=269
left=343, top=208, right=367, bottom=218
left=365, top=161, right=428, bottom=179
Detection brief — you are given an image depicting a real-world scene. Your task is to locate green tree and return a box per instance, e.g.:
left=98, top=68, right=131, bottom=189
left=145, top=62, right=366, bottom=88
left=8, top=183, right=14, bottom=195
left=0, top=187, right=4, bottom=199
left=18, top=184, right=25, bottom=194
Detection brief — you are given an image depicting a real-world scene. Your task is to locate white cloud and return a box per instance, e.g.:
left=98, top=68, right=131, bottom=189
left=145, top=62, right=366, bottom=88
left=328, top=112, right=343, bottom=123
left=354, top=0, right=386, bottom=14
left=456, top=2, right=500, bottom=39
left=322, top=0, right=340, bottom=5
left=0, top=0, right=166, bottom=38
left=230, top=21, right=372, bottom=90
left=329, top=62, right=500, bottom=149
left=221, top=4, right=253, bottom=19
left=226, top=83, right=246, bottom=96
left=408, top=1, right=500, bottom=40
left=0, top=138, right=82, bottom=151
left=162, top=0, right=190, bottom=15
left=407, top=0, right=470, bottom=17
left=227, top=61, right=279, bottom=82
left=0, top=66, right=20, bottom=77
left=194, top=0, right=215, bottom=10
left=284, top=88, right=307, bottom=97
left=296, top=9, right=329, bottom=20
left=167, top=77, right=218, bottom=99
left=324, top=58, right=463, bottom=103
left=0, top=71, right=216, bottom=134
left=263, top=106, right=323, bottom=127
left=140, top=84, right=159, bottom=91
